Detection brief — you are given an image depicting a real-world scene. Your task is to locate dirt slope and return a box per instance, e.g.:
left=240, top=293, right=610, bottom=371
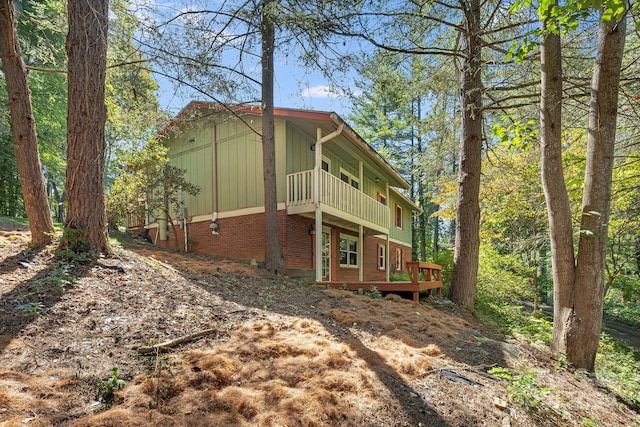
left=0, top=230, right=637, bottom=426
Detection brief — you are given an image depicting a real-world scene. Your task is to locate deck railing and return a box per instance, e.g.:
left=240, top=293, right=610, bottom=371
left=286, top=169, right=389, bottom=230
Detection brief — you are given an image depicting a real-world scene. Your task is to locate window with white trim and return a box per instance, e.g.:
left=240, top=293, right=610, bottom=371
left=339, top=234, right=358, bottom=267
left=395, top=204, right=403, bottom=229
left=339, top=168, right=359, bottom=190
left=322, top=155, right=330, bottom=172
left=378, top=243, right=386, bottom=270
left=396, top=248, right=403, bottom=271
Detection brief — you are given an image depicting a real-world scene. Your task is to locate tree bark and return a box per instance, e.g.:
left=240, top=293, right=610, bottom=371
left=568, top=13, right=626, bottom=370
left=0, top=0, right=55, bottom=246
left=64, top=0, right=110, bottom=254
left=539, top=5, right=576, bottom=355
left=542, top=3, right=626, bottom=370
left=449, top=0, right=483, bottom=311
left=261, top=0, right=284, bottom=273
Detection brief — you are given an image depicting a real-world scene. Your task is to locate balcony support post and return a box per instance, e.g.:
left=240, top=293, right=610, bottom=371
left=386, top=233, right=390, bottom=282
left=359, top=224, right=364, bottom=282
left=314, top=124, right=343, bottom=282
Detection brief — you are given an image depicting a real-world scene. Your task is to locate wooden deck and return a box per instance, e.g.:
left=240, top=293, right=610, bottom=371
left=323, top=261, right=443, bottom=302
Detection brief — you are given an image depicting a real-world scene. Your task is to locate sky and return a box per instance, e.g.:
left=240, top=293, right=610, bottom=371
left=155, top=65, right=356, bottom=119
left=137, top=1, right=362, bottom=120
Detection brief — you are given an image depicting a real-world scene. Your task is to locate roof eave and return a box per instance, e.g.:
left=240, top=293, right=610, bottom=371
left=329, top=113, right=410, bottom=190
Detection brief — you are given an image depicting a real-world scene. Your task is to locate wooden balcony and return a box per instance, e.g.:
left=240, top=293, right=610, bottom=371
left=286, top=169, right=389, bottom=233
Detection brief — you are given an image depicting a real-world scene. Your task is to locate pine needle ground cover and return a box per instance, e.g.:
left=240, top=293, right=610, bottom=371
left=0, top=223, right=638, bottom=426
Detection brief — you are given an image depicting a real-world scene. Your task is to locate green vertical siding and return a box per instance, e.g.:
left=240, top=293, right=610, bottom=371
left=275, top=120, right=286, bottom=202
left=216, top=118, right=264, bottom=211
left=163, top=110, right=415, bottom=254
left=389, top=192, right=413, bottom=245
left=286, top=122, right=315, bottom=174
left=165, top=120, right=214, bottom=217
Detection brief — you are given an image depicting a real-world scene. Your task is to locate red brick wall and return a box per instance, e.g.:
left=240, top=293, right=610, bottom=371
left=284, top=214, right=314, bottom=269
left=145, top=213, right=411, bottom=281
left=150, top=211, right=314, bottom=272
left=331, top=230, right=412, bottom=282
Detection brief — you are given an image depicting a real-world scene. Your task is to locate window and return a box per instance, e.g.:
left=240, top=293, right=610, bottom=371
left=322, top=155, right=330, bottom=172
left=339, top=234, right=358, bottom=268
left=396, top=248, right=403, bottom=271
left=395, top=204, right=403, bottom=229
left=378, top=244, right=386, bottom=270
left=377, top=192, right=387, bottom=206
left=339, top=168, right=359, bottom=190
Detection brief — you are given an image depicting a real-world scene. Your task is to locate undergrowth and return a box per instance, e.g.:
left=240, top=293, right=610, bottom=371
left=475, top=243, right=640, bottom=413
left=476, top=297, right=640, bottom=412
left=604, top=297, right=640, bottom=329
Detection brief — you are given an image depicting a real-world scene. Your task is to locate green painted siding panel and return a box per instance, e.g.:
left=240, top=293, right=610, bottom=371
left=275, top=120, right=286, bottom=202
left=389, top=192, right=413, bottom=245
left=216, top=118, right=264, bottom=211
left=285, top=122, right=315, bottom=174
left=165, top=120, right=214, bottom=217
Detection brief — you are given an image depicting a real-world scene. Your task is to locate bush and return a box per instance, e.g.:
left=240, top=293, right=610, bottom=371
left=476, top=244, right=534, bottom=307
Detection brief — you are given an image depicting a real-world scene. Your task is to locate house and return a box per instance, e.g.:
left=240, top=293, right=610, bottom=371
left=137, top=101, right=420, bottom=283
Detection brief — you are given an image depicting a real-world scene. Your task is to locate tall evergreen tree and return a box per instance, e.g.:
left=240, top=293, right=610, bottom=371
left=64, top=0, right=110, bottom=254
left=0, top=0, right=55, bottom=246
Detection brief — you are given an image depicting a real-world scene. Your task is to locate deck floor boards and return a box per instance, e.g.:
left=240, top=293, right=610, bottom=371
left=322, top=280, right=442, bottom=302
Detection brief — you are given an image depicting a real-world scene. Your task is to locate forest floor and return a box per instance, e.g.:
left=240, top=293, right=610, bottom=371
left=0, top=220, right=639, bottom=426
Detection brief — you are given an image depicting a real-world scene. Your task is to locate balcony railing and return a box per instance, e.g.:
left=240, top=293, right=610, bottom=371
left=286, top=169, right=389, bottom=230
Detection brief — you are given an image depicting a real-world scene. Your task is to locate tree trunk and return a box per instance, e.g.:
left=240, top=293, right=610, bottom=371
left=417, top=98, right=428, bottom=262
left=410, top=101, right=417, bottom=261
left=567, top=12, right=626, bottom=370
left=539, top=5, right=576, bottom=355
left=449, top=0, right=482, bottom=311
left=433, top=207, right=440, bottom=257
left=542, top=3, right=626, bottom=370
left=64, top=0, right=110, bottom=254
left=0, top=0, right=55, bottom=246
left=261, top=0, right=284, bottom=274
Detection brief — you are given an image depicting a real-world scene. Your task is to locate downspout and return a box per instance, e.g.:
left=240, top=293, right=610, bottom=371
left=159, top=207, right=168, bottom=240
left=210, top=123, right=219, bottom=234
left=314, top=124, right=343, bottom=282
left=359, top=224, right=363, bottom=282
left=184, top=217, right=188, bottom=252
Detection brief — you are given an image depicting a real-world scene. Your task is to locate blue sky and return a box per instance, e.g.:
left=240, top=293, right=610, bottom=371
left=155, top=66, right=356, bottom=118
left=138, top=1, right=361, bottom=119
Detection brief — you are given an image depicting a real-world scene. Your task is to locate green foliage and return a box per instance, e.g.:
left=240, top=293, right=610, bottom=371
left=94, top=366, right=126, bottom=404
left=367, top=286, right=382, bottom=299
left=480, top=298, right=640, bottom=409
left=390, top=272, right=410, bottom=281
left=60, top=227, right=88, bottom=253
left=0, top=131, right=23, bottom=217
left=107, top=139, right=200, bottom=228
left=257, top=288, right=275, bottom=310
left=604, top=293, right=640, bottom=328
left=488, top=366, right=550, bottom=410
left=0, top=0, right=161, bottom=221
left=595, top=335, right=640, bottom=410
left=35, top=261, right=77, bottom=293
left=505, top=38, right=540, bottom=63
left=58, top=228, right=95, bottom=262
left=476, top=244, right=535, bottom=306
left=18, top=302, right=44, bottom=316
left=433, top=249, right=453, bottom=287
left=355, top=286, right=382, bottom=299
left=491, top=117, right=538, bottom=150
